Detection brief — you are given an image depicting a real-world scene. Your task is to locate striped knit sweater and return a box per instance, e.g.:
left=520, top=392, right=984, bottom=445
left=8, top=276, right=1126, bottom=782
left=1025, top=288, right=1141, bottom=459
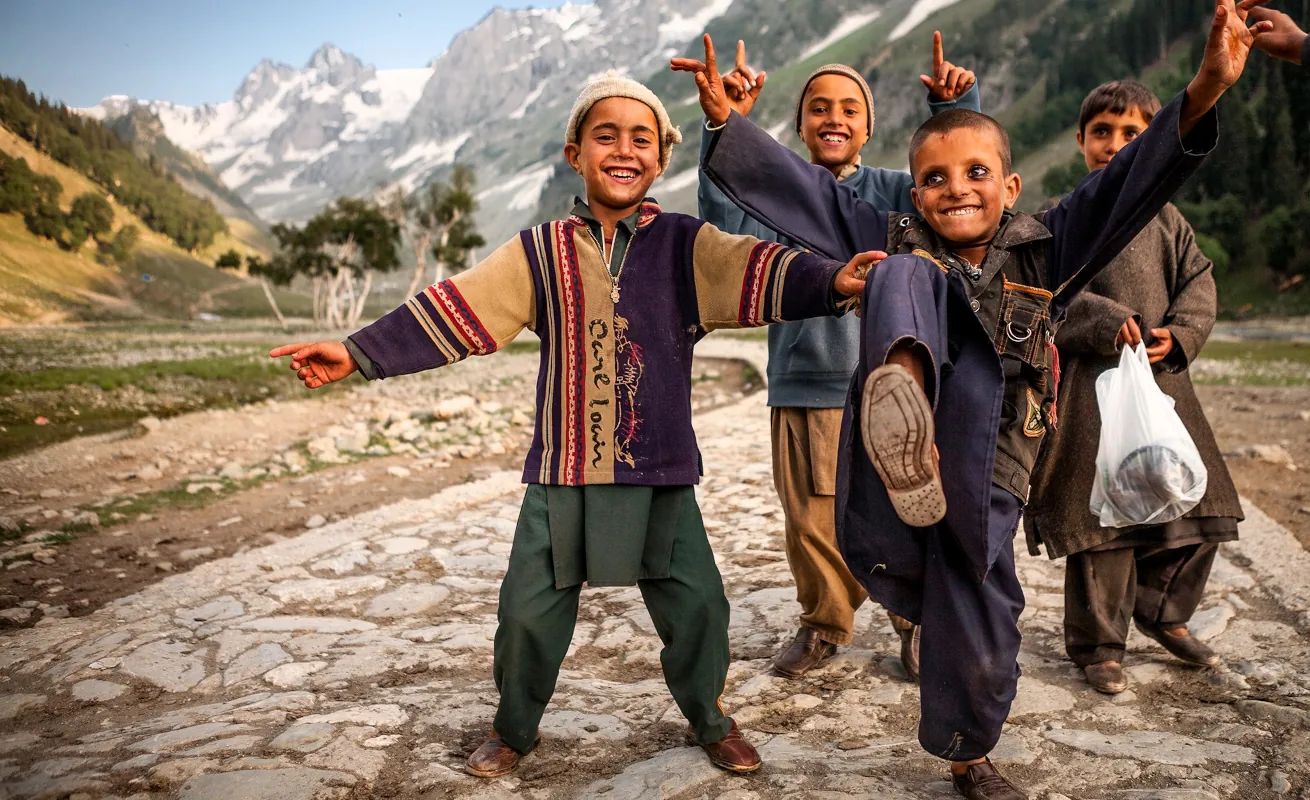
left=347, top=199, right=846, bottom=486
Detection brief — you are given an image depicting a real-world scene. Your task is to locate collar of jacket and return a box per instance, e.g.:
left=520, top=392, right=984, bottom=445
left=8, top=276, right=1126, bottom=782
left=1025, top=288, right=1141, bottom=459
left=901, top=211, right=1052, bottom=253
left=835, top=157, right=863, bottom=183
left=568, top=196, right=663, bottom=230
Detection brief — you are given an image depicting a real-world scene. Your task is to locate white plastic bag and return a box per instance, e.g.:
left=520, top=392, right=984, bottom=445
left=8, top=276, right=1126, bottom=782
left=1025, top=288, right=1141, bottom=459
left=1089, top=343, right=1207, bottom=527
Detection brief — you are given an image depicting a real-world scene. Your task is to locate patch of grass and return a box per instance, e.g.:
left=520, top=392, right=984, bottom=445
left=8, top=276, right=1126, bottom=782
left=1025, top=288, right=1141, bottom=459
left=1, top=519, right=31, bottom=544
left=57, top=521, right=95, bottom=536
left=1199, top=340, right=1310, bottom=364
left=0, top=352, right=284, bottom=394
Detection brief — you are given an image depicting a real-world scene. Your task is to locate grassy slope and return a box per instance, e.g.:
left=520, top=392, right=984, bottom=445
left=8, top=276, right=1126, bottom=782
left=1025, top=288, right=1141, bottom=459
left=0, top=123, right=304, bottom=324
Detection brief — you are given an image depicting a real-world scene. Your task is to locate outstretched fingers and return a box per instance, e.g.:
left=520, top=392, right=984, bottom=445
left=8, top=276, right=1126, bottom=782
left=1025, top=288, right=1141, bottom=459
left=735, top=39, right=756, bottom=85
left=269, top=342, right=312, bottom=359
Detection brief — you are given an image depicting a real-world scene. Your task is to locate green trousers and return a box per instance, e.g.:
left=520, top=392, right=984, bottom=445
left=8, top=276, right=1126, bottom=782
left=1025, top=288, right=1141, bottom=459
left=491, top=485, right=733, bottom=754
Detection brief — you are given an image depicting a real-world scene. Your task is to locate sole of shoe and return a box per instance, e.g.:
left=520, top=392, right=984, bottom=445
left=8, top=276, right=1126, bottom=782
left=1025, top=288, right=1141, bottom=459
left=1134, top=622, right=1220, bottom=667
left=1085, top=676, right=1128, bottom=695
left=860, top=364, right=945, bottom=527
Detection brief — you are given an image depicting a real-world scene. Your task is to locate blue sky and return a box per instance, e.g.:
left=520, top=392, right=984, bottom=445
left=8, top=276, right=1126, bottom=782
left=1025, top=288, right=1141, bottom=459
left=0, top=0, right=573, bottom=108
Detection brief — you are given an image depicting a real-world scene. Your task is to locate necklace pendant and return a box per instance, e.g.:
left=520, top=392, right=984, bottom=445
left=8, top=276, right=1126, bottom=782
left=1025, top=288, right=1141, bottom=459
left=610, top=285, right=620, bottom=304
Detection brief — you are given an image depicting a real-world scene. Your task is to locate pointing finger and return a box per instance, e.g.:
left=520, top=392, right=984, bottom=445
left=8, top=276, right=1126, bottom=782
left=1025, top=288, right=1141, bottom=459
left=933, top=30, right=944, bottom=72
left=735, top=39, right=756, bottom=83
left=704, top=34, right=718, bottom=78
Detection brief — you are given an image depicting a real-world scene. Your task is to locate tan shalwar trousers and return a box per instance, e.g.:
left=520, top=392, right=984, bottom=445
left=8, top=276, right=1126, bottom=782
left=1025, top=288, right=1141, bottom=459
left=771, top=406, right=869, bottom=645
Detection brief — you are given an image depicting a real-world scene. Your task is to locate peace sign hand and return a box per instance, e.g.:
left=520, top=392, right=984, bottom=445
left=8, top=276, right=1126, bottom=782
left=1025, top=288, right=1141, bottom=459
left=671, top=34, right=761, bottom=125
left=920, top=31, right=976, bottom=102
left=721, top=40, right=768, bottom=118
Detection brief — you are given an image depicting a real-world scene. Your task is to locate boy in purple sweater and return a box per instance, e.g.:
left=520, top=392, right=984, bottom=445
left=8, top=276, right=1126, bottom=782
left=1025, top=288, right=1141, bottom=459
left=271, top=75, right=875, bottom=779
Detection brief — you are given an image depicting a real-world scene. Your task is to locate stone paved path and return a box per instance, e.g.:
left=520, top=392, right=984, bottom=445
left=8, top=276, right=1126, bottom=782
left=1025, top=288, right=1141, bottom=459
left=2, top=337, right=1309, bottom=800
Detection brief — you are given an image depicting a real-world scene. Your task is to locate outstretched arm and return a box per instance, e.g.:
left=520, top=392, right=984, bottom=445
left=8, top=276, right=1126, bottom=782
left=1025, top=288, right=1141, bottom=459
left=689, top=221, right=877, bottom=331
left=1044, top=0, right=1267, bottom=311
left=675, top=34, right=888, bottom=261
left=273, top=237, right=537, bottom=386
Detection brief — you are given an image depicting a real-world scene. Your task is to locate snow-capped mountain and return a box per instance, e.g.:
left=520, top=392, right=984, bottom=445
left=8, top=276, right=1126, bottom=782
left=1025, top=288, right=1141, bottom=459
left=85, top=0, right=965, bottom=248
left=85, top=0, right=736, bottom=225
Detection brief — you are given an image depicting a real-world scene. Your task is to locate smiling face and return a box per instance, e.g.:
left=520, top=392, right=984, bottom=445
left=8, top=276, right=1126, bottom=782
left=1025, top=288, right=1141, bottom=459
left=1078, top=107, right=1151, bottom=172
left=910, top=126, right=1022, bottom=249
left=799, top=74, right=870, bottom=172
left=564, top=97, right=662, bottom=216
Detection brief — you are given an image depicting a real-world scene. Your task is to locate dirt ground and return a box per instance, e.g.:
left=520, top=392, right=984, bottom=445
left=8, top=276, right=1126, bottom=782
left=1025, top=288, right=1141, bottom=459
left=1198, top=383, right=1310, bottom=550
left=0, top=354, right=757, bottom=626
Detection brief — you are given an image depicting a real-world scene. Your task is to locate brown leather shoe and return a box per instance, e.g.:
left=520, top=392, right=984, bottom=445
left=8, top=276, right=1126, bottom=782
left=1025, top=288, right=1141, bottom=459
left=1084, top=660, right=1128, bottom=694
left=774, top=627, right=836, bottom=678
left=951, top=758, right=1028, bottom=799
left=889, top=612, right=920, bottom=683
left=698, top=719, right=761, bottom=773
left=1134, top=621, right=1220, bottom=667
left=465, top=730, right=537, bottom=778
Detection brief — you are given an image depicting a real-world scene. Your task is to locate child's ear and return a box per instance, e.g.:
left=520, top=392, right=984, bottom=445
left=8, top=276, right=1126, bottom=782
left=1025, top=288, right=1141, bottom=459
left=564, top=143, right=582, bottom=175
left=1075, top=129, right=1084, bottom=149
left=1004, top=172, right=1023, bottom=210
left=910, top=185, right=924, bottom=215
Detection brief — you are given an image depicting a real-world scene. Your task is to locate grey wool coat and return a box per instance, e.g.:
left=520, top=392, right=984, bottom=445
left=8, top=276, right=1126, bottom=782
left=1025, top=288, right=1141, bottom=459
left=1024, top=202, right=1243, bottom=559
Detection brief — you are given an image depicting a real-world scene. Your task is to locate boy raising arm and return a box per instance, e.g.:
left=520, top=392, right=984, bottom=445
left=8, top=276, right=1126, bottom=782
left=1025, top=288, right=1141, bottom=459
left=271, top=75, right=873, bottom=780
left=1024, top=80, right=1244, bottom=696
left=693, top=34, right=978, bottom=682
left=680, top=2, right=1266, bottom=798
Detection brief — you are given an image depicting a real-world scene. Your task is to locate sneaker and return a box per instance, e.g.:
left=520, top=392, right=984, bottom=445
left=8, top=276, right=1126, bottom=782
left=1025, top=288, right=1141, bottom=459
left=860, top=363, right=946, bottom=527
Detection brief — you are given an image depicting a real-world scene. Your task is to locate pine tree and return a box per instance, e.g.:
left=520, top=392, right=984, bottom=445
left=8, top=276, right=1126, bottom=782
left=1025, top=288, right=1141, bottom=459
left=1261, top=67, right=1300, bottom=209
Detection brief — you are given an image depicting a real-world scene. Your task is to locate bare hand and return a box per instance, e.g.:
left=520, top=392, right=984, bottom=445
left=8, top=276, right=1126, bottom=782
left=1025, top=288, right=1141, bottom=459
left=920, top=31, right=977, bottom=102
left=835, top=251, right=887, bottom=298
left=671, top=34, right=761, bottom=125
left=1114, top=317, right=1143, bottom=351
left=1186, top=0, right=1273, bottom=121
left=1145, top=328, right=1175, bottom=364
left=269, top=341, right=358, bottom=389
left=1246, top=2, right=1307, bottom=64
left=719, top=40, right=767, bottom=118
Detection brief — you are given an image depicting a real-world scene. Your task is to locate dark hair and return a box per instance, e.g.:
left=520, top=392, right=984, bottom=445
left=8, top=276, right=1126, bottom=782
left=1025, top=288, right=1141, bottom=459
left=1078, top=80, right=1162, bottom=135
left=909, top=109, right=1012, bottom=176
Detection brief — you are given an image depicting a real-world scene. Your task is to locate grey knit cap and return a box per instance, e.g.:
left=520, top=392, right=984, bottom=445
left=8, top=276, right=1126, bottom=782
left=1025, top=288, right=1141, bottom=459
left=566, top=71, right=682, bottom=172
left=794, top=64, right=875, bottom=135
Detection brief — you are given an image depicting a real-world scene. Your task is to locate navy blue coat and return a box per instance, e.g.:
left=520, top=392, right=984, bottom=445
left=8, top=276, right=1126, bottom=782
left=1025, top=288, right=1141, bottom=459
left=701, top=92, right=1218, bottom=593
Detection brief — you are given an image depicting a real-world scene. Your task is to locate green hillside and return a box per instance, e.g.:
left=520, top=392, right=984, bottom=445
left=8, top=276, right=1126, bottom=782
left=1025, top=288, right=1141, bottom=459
left=0, top=122, right=308, bottom=325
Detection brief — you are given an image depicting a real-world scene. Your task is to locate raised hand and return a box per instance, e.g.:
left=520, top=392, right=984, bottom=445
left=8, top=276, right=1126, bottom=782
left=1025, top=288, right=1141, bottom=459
left=1187, top=0, right=1274, bottom=113
left=269, top=341, right=358, bottom=390
left=671, top=34, right=758, bottom=125
left=720, top=40, right=768, bottom=118
left=919, top=31, right=976, bottom=102
left=835, top=250, right=887, bottom=298
left=1245, top=1, right=1306, bottom=64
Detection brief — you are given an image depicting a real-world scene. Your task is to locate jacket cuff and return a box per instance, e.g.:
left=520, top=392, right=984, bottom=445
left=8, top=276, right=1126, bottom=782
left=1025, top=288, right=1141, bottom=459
left=344, top=337, right=380, bottom=381
left=1177, top=93, right=1219, bottom=156
left=1301, top=33, right=1310, bottom=69
left=1163, top=324, right=1204, bottom=372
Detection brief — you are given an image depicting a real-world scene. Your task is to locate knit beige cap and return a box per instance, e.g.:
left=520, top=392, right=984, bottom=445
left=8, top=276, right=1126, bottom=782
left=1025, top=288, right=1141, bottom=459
left=794, top=64, right=875, bottom=136
left=566, top=72, right=682, bottom=172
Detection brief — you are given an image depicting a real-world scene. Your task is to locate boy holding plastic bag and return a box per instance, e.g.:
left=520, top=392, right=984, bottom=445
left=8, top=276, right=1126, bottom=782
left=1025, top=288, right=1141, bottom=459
left=1024, top=80, right=1243, bottom=696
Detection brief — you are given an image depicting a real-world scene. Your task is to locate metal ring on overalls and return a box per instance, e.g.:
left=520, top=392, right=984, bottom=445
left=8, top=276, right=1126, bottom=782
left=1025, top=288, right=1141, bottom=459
left=899, top=217, right=911, bottom=228
left=1006, top=322, right=1033, bottom=343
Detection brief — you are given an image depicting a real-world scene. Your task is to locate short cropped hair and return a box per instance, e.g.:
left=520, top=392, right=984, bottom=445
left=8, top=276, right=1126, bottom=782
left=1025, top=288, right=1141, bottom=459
left=909, top=109, right=1012, bottom=176
left=1078, top=80, right=1162, bottom=135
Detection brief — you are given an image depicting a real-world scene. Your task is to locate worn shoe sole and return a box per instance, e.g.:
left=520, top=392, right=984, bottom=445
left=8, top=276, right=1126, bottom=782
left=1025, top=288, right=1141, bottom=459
left=1134, top=621, right=1221, bottom=667
left=861, top=364, right=946, bottom=527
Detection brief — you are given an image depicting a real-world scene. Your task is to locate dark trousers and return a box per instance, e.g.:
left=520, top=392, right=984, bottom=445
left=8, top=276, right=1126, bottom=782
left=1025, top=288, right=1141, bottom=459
left=916, top=486, right=1026, bottom=761
left=491, top=489, right=733, bottom=754
left=1064, top=541, right=1218, bottom=667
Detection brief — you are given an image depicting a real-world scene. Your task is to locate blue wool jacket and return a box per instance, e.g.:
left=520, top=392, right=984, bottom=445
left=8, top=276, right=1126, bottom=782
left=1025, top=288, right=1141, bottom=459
left=697, top=85, right=981, bottom=408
